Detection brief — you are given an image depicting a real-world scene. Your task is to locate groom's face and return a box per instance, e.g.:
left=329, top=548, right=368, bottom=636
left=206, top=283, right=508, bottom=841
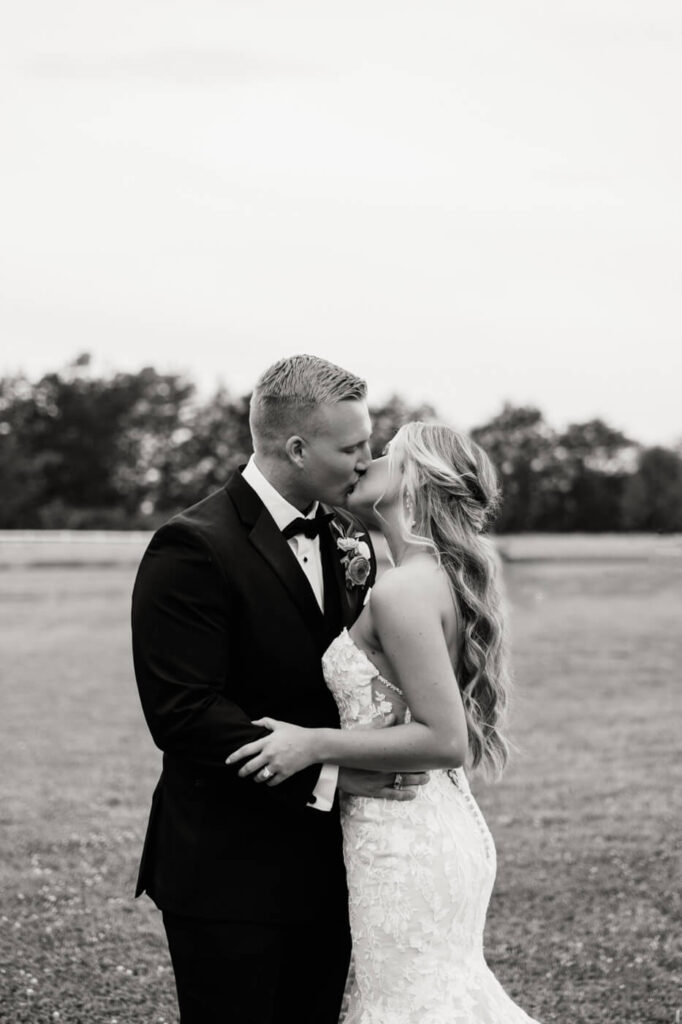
left=298, top=399, right=372, bottom=506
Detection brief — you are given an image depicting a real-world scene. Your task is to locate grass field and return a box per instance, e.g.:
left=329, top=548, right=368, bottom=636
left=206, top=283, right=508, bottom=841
left=0, top=535, right=680, bottom=1023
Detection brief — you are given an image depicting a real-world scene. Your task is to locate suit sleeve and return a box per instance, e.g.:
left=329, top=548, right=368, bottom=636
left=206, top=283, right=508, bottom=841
left=131, top=523, right=321, bottom=807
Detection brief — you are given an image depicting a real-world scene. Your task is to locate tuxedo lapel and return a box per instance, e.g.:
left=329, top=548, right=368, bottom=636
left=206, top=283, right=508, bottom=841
left=249, top=512, right=327, bottom=634
left=319, top=511, right=355, bottom=630
left=227, top=469, right=327, bottom=639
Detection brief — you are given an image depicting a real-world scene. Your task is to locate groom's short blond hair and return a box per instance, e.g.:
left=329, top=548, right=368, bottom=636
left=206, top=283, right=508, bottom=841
left=250, top=354, right=367, bottom=454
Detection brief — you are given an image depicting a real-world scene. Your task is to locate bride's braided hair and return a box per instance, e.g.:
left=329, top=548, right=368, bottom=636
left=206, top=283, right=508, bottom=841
left=387, top=422, right=511, bottom=777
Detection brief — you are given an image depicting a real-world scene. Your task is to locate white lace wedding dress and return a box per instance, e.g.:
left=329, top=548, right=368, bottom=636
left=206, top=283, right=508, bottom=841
left=322, top=629, right=540, bottom=1024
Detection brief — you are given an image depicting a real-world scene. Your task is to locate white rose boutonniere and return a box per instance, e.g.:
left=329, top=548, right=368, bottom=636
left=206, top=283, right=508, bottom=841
left=333, top=522, right=372, bottom=589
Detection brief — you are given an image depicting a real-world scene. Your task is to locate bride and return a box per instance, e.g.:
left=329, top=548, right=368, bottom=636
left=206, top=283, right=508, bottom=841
left=228, top=422, right=541, bottom=1024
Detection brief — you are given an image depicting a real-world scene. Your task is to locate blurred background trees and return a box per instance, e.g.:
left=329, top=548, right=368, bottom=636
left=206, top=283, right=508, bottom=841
left=0, top=355, right=679, bottom=531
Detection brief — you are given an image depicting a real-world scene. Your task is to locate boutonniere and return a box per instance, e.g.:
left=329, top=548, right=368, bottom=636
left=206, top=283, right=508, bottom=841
left=332, top=521, right=372, bottom=589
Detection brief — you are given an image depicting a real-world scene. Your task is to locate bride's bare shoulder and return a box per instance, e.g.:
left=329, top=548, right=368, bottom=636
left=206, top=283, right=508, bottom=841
left=371, top=558, right=454, bottom=621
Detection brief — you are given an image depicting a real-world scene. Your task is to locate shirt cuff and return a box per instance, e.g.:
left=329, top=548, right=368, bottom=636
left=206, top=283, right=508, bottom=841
left=307, top=763, right=339, bottom=812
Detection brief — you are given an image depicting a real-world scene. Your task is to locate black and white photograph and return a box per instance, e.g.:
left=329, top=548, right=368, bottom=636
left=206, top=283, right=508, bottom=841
left=1, top=3, right=680, bottom=1022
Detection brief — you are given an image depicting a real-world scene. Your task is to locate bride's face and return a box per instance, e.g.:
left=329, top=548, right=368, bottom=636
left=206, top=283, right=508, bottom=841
left=347, top=449, right=402, bottom=517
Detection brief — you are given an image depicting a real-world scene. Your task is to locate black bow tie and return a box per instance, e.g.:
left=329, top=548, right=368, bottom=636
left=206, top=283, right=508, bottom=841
left=282, top=513, right=334, bottom=541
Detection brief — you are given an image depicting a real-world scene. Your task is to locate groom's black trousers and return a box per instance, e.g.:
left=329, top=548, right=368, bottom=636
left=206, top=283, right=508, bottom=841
left=163, top=905, right=351, bottom=1024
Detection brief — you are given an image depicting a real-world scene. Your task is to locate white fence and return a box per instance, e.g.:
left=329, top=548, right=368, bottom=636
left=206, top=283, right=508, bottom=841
left=1, top=530, right=680, bottom=568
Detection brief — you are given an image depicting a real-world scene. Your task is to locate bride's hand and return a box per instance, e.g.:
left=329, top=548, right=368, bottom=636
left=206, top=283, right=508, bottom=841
left=225, top=717, right=317, bottom=785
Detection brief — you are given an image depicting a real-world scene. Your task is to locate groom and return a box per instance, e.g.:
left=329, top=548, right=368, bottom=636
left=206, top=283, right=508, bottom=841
left=132, top=355, right=423, bottom=1024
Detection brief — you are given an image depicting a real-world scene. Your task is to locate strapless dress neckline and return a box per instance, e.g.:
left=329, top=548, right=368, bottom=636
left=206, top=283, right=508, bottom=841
left=332, top=628, right=405, bottom=698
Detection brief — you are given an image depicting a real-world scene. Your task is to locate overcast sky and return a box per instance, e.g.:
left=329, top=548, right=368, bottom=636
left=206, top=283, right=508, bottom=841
left=1, top=1, right=680, bottom=443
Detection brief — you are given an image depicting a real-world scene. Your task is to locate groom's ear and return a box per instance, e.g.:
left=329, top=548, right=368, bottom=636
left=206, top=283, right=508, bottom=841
left=285, top=435, right=306, bottom=468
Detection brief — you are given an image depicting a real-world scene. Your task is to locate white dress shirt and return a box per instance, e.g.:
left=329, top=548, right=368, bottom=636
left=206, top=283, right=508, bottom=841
left=241, top=456, right=339, bottom=811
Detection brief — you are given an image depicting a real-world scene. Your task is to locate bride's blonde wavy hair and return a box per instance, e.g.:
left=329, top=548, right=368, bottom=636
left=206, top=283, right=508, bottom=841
left=385, top=422, right=511, bottom=777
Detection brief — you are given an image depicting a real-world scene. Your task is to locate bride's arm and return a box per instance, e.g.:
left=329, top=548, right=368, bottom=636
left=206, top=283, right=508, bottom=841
left=226, top=567, right=469, bottom=782
left=312, top=568, right=468, bottom=771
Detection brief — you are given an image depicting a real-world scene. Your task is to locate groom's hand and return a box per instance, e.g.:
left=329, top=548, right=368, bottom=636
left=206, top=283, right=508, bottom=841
left=337, top=768, right=429, bottom=801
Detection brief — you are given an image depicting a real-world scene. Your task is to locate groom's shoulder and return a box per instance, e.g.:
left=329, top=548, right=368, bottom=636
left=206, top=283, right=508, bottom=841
left=135, top=485, right=244, bottom=598
left=150, top=487, right=228, bottom=539
left=172, top=485, right=235, bottom=532
left=146, top=481, right=241, bottom=562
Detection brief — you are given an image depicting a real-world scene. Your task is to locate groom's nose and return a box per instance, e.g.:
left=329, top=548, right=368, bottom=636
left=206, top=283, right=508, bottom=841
left=356, top=443, right=372, bottom=473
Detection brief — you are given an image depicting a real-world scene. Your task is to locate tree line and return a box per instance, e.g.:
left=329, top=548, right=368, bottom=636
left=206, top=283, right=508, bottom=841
left=0, top=354, right=679, bottom=532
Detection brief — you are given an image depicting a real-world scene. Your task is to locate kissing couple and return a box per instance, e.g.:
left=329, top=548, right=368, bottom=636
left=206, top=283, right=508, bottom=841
left=132, top=354, right=541, bottom=1024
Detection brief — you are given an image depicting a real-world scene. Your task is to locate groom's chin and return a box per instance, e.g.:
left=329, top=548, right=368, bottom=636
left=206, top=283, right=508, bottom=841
left=336, top=482, right=360, bottom=508
left=345, top=490, right=368, bottom=515
left=346, top=490, right=382, bottom=525
left=343, top=485, right=361, bottom=509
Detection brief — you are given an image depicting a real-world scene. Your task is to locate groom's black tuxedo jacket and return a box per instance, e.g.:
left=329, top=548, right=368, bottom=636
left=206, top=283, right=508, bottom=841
left=132, top=468, right=375, bottom=924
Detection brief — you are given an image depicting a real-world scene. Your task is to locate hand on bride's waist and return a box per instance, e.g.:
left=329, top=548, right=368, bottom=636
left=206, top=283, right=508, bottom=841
left=225, top=716, right=319, bottom=786
left=224, top=712, right=429, bottom=798
left=337, top=767, right=429, bottom=801
left=225, top=714, right=398, bottom=785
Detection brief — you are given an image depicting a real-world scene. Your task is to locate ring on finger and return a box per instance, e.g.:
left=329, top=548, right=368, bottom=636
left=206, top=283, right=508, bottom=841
left=259, top=766, right=274, bottom=781
left=393, top=772, right=404, bottom=789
